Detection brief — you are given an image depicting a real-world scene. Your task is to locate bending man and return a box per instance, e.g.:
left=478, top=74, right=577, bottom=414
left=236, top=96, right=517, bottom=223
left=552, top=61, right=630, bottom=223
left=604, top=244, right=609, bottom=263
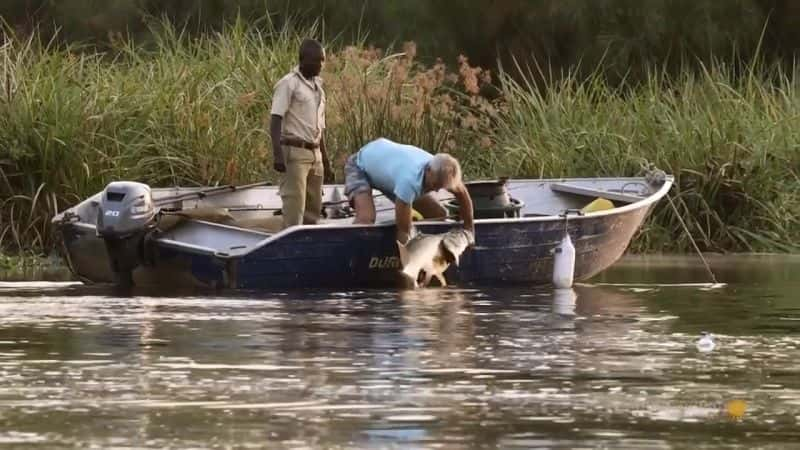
left=344, top=138, right=474, bottom=244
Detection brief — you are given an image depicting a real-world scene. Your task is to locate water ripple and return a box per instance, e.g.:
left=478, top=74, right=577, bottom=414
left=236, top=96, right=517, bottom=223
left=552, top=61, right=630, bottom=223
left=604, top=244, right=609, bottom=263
left=0, top=256, right=798, bottom=448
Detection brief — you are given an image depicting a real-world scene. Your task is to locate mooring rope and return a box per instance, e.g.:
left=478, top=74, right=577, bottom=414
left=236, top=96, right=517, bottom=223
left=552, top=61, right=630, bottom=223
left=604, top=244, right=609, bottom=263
left=640, top=161, right=721, bottom=286
left=665, top=193, right=720, bottom=285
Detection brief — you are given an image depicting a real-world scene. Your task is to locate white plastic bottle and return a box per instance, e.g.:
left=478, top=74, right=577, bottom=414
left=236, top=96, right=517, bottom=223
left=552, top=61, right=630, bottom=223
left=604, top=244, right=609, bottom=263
left=552, top=233, right=575, bottom=288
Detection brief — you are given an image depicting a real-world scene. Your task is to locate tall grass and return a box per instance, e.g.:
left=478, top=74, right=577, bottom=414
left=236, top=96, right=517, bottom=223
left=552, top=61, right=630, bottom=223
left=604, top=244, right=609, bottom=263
left=0, top=19, right=489, bottom=253
left=1, top=19, right=283, bottom=251
left=1, top=19, right=797, bottom=255
left=492, top=60, right=800, bottom=253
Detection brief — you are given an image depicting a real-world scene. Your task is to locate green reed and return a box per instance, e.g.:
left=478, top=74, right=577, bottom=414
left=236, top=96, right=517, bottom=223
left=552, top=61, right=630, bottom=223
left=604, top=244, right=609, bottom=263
left=0, top=19, right=491, bottom=254
left=492, top=60, right=800, bottom=253
left=0, top=18, right=797, bottom=255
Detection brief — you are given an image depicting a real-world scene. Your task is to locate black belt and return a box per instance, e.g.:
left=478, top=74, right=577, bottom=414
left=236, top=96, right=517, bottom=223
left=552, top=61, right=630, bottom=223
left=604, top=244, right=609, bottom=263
left=280, top=137, right=320, bottom=150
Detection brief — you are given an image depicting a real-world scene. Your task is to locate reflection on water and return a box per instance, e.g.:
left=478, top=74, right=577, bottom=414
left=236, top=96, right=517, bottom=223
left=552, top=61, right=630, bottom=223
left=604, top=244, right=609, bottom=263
left=0, top=255, right=798, bottom=448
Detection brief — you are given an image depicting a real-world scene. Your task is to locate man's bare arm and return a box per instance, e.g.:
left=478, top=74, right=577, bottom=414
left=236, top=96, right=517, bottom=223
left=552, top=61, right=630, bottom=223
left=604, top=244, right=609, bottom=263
left=270, top=114, right=285, bottom=172
left=451, top=183, right=474, bottom=233
left=395, top=200, right=413, bottom=244
left=320, top=134, right=334, bottom=183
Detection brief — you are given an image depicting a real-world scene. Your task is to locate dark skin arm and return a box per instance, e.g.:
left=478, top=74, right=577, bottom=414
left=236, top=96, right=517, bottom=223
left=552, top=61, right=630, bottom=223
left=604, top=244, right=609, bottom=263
left=270, top=114, right=285, bottom=172
left=320, top=133, right=334, bottom=183
left=395, top=200, right=413, bottom=244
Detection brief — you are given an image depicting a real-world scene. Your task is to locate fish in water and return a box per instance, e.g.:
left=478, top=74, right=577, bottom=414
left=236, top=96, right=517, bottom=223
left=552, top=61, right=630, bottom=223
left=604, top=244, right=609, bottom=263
left=396, top=229, right=473, bottom=288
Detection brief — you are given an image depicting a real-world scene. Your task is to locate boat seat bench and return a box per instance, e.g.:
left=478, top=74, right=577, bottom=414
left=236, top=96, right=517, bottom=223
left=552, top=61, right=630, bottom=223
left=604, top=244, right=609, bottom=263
left=549, top=182, right=644, bottom=204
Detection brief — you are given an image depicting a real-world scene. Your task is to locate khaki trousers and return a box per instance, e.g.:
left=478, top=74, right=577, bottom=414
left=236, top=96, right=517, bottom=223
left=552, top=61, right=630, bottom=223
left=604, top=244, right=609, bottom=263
left=280, top=145, right=323, bottom=228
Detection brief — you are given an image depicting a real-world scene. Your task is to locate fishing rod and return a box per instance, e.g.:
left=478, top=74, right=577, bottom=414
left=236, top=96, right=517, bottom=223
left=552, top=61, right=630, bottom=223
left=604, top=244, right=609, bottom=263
left=154, top=181, right=272, bottom=207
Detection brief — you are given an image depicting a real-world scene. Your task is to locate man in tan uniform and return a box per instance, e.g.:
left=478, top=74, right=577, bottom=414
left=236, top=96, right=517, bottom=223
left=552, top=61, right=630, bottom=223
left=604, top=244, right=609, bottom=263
left=270, top=38, right=333, bottom=228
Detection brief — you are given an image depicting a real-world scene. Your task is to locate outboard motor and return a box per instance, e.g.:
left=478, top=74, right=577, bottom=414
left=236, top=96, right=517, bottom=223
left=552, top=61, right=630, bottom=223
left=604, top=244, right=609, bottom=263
left=96, top=181, right=157, bottom=286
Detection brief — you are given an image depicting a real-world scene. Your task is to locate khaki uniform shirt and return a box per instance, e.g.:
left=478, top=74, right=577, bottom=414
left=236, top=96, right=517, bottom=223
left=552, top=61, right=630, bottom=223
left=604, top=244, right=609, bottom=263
left=270, top=67, right=326, bottom=144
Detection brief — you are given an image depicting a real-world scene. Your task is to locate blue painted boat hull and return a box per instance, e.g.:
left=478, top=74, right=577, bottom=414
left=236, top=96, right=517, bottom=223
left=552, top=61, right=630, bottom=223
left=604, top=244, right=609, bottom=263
left=57, top=202, right=649, bottom=289
left=53, top=177, right=671, bottom=289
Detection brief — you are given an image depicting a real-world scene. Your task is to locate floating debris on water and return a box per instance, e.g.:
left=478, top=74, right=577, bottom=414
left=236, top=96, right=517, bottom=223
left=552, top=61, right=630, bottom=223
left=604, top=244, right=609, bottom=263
left=696, top=332, right=716, bottom=352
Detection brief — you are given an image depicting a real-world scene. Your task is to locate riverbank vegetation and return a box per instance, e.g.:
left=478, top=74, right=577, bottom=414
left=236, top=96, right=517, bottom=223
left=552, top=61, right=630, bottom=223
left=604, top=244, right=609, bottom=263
left=1, top=20, right=798, bottom=255
left=4, top=1, right=799, bottom=81
left=0, top=252, right=56, bottom=272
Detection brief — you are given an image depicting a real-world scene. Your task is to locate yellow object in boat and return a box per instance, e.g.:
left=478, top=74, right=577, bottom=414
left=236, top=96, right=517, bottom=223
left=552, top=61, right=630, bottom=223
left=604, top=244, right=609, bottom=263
left=411, top=209, right=424, bottom=221
left=581, top=198, right=614, bottom=213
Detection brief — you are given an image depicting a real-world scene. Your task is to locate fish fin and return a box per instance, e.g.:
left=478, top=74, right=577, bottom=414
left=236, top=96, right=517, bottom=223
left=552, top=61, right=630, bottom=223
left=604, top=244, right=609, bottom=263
left=439, top=242, right=461, bottom=267
left=422, top=270, right=434, bottom=287
left=400, top=272, right=418, bottom=289
left=435, top=273, right=447, bottom=287
left=396, top=240, right=409, bottom=267
left=441, top=231, right=469, bottom=265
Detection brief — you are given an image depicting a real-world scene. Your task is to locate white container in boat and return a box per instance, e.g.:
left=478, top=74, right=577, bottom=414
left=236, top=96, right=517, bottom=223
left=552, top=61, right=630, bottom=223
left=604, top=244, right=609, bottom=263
left=552, top=233, right=575, bottom=288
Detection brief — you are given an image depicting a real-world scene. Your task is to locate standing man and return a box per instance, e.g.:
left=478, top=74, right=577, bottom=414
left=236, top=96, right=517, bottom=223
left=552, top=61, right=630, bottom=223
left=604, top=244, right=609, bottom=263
left=344, top=138, right=475, bottom=245
left=270, top=38, right=333, bottom=228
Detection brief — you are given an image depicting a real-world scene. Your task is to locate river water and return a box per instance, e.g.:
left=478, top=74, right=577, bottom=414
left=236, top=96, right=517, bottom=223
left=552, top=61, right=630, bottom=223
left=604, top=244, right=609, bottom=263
left=0, top=255, right=798, bottom=449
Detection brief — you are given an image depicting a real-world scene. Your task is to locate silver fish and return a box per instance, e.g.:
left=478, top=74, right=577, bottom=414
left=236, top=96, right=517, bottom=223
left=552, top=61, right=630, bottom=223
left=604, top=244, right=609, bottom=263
left=396, top=229, right=472, bottom=288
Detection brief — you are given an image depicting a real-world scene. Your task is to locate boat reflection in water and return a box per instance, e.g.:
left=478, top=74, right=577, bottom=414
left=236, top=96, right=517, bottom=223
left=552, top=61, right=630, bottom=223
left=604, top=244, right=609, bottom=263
left=552, top=287, right=578, bottom=316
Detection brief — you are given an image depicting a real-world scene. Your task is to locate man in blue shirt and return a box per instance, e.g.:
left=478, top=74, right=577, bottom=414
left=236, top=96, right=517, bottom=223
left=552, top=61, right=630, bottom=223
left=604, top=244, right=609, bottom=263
left=344, top=138, right=474, bottom=244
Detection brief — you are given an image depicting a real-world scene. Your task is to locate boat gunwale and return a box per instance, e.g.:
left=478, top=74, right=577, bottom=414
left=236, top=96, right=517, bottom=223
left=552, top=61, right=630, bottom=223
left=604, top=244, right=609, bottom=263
left=55, top=176, right=673, bottom=259
left=242, top=175, right=673, bottom=255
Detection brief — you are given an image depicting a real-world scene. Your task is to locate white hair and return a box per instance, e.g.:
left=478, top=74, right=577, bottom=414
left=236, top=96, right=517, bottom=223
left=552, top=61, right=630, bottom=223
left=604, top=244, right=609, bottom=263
left=428, top=153, right=462, bottom=189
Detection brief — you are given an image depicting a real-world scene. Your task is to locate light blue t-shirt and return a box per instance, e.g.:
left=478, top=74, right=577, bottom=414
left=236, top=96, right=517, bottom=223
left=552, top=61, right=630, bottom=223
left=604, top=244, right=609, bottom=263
left=356, top=138, right=432, bottom=204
